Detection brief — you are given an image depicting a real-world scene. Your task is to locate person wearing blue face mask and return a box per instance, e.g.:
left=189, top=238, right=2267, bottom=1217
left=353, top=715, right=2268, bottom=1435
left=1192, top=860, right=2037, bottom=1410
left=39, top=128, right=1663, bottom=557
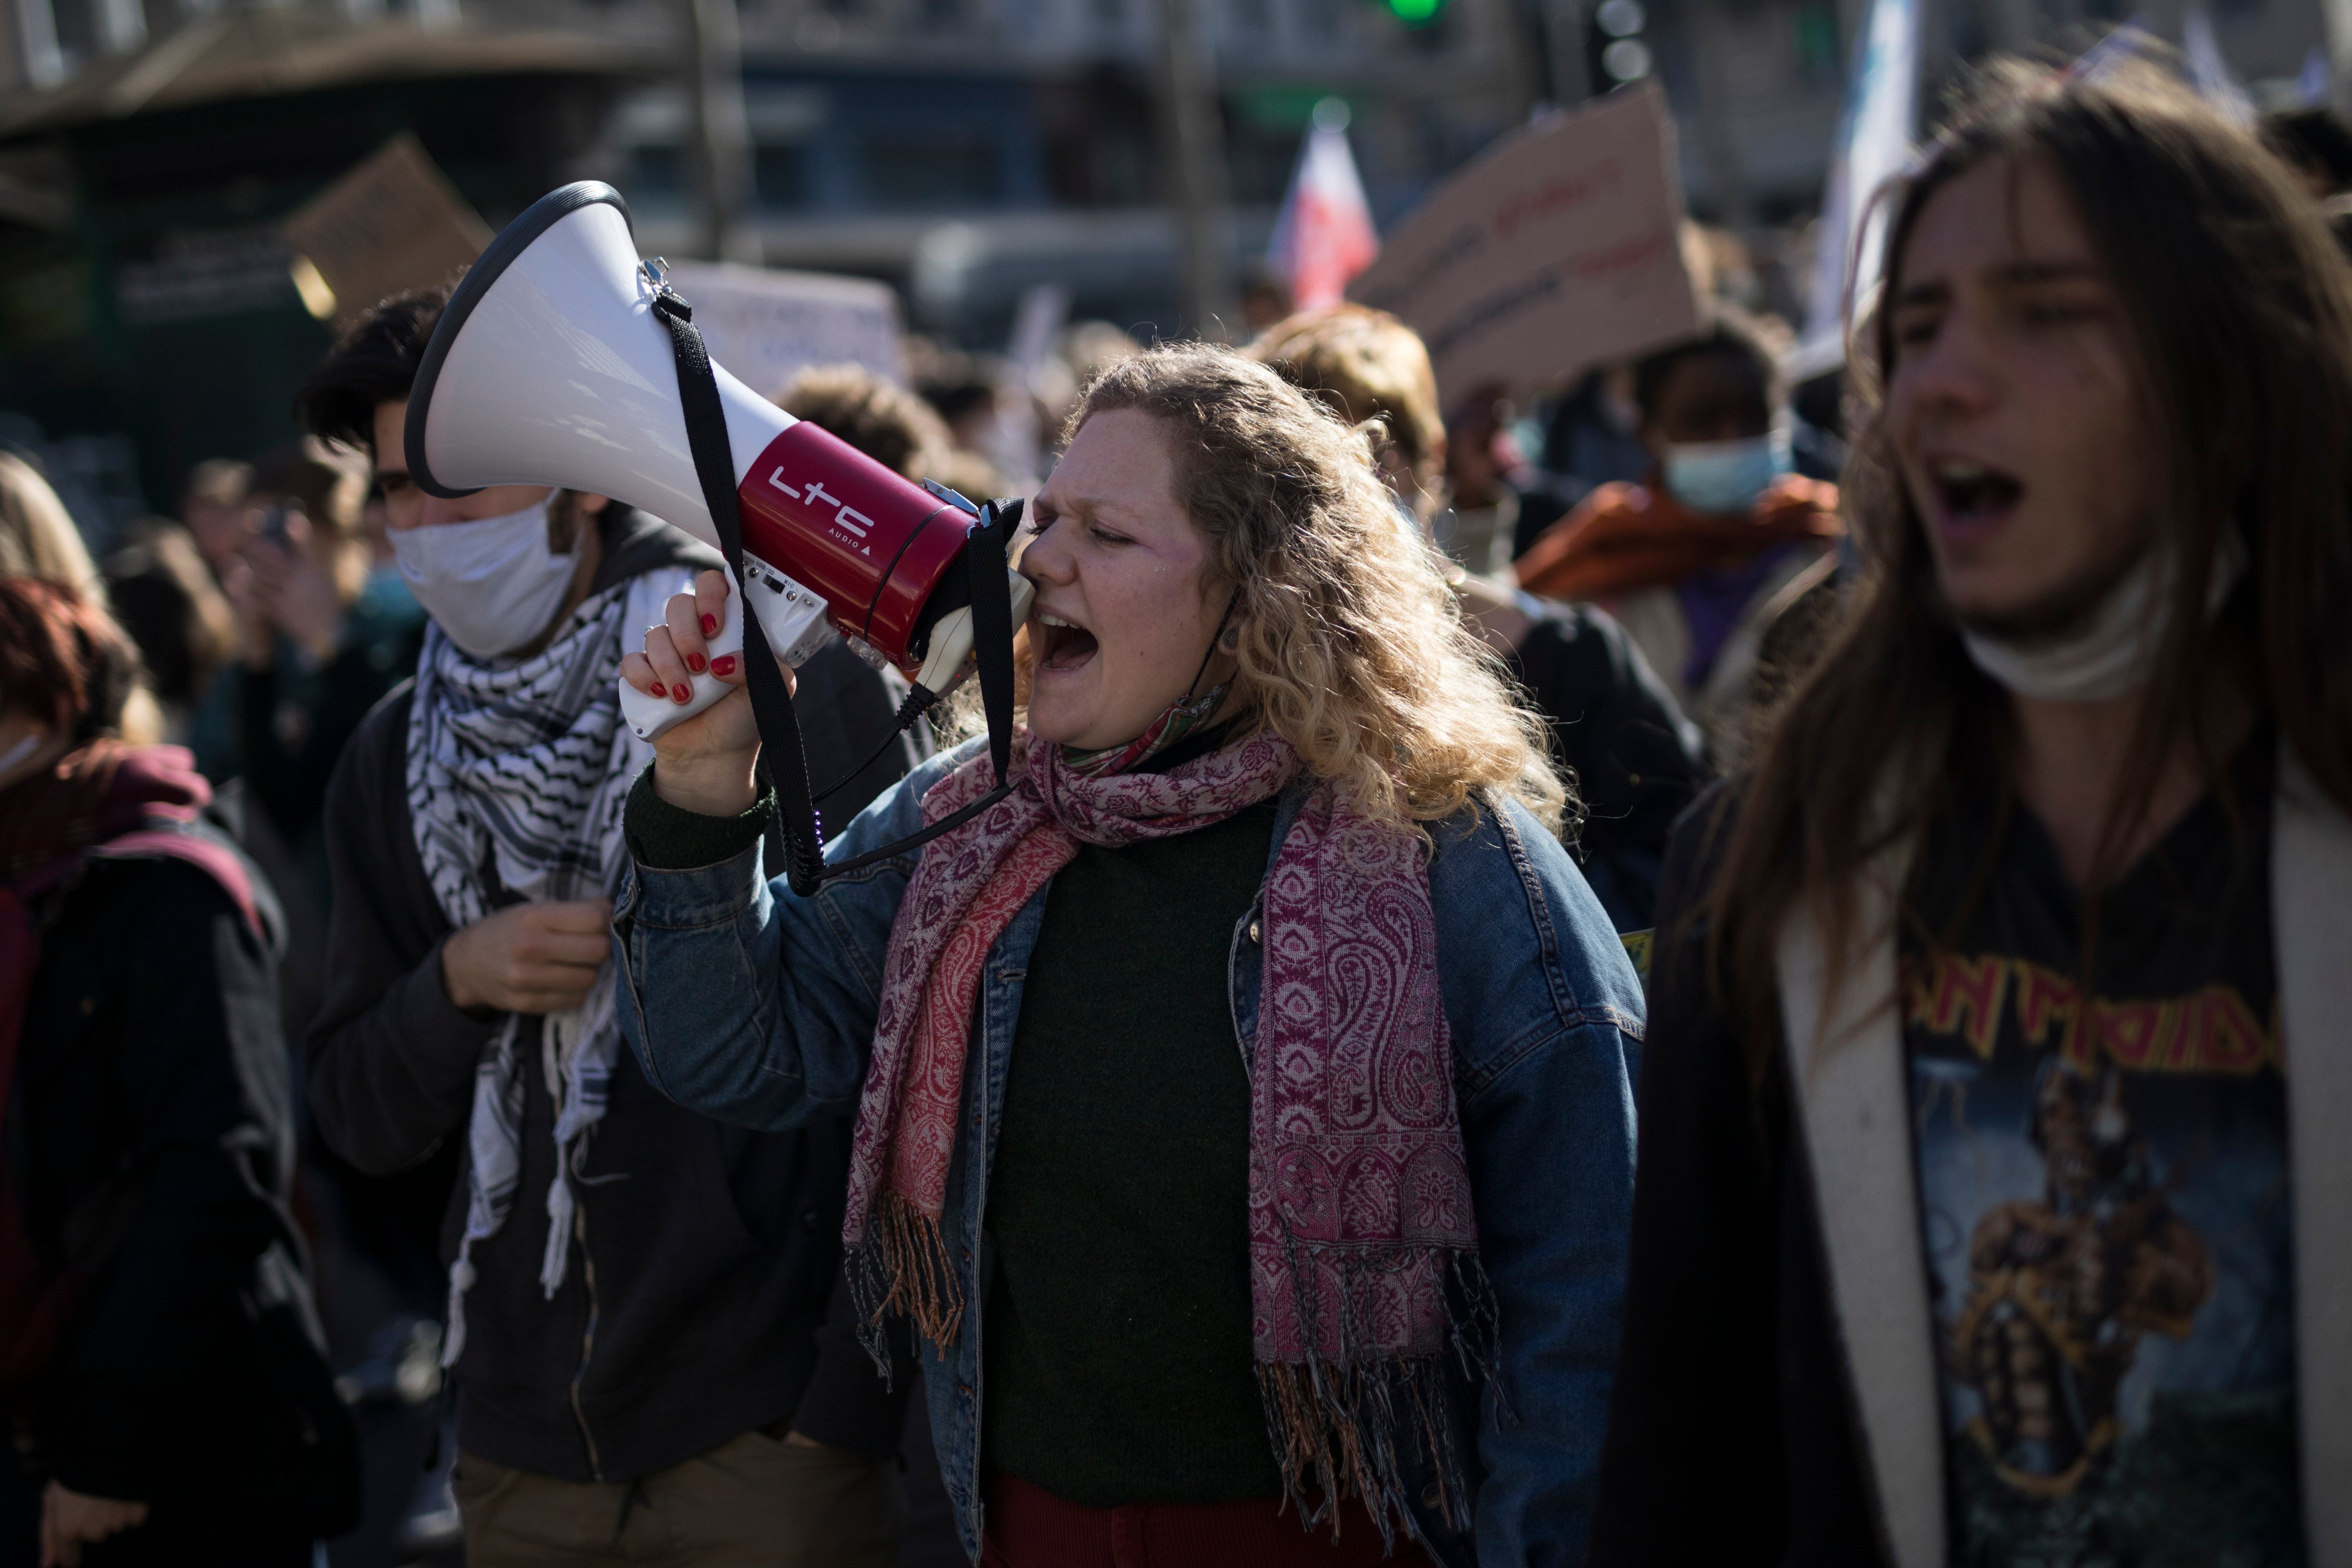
left=290, top=286, right=927, bottom=1567
left=1517, top=310, right=1843, bottom=761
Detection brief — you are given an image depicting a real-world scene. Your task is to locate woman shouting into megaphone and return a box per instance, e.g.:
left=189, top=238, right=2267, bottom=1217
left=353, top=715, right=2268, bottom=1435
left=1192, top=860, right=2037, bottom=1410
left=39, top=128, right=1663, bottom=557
left=612, top=345, right=1642, bottom=1567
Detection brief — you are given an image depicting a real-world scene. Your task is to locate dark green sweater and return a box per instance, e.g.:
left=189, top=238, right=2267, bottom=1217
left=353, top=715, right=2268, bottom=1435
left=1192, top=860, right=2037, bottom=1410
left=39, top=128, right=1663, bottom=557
left=982, top=793, right=1279, bottom=1504
left=625, top=741, right=1282, bottom=1503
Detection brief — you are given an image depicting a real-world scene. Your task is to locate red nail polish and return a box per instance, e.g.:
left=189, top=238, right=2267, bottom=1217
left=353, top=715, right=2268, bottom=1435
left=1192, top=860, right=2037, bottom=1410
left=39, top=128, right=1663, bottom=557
left=701, top=613, right=717, bottom=635
left=710, top=654, right=737, bottom=677
left=686, top=652, right=707, bottom=674
left=673, top=684, right=693, bottom=704
left=649, top=681, right=666, bottom=698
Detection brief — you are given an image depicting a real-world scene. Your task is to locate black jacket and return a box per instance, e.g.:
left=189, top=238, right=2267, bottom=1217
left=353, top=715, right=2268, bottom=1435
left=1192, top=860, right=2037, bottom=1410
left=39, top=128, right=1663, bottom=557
left=1586, top=786, right=1887, bottom=1566
left=11, top=832, right=356, bottom=1534
left=1505, top=602, right=1709, bottom=932
left=304, top=508, right=919, bottom=1483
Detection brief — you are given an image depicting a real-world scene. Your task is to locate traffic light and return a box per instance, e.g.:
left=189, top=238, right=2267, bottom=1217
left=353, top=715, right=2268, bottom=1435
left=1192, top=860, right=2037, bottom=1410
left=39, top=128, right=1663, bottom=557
left=1386, top=0, right=1446, bottom=26
left=1585, top=0, right=1652, bottom=86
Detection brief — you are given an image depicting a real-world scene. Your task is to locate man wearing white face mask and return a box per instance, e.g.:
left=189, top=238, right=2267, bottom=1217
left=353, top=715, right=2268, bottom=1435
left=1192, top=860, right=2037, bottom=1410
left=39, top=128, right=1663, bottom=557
left=1517, top=309, right=1843, bottom=760
left=293, top=288, right=926, bottom=1566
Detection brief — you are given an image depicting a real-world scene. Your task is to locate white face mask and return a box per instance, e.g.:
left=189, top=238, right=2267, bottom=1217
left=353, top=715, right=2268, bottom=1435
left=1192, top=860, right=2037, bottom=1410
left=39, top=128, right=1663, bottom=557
left=390, top=493, right=580, bottom=661
left=1960, top=528, right=2246, bottom=703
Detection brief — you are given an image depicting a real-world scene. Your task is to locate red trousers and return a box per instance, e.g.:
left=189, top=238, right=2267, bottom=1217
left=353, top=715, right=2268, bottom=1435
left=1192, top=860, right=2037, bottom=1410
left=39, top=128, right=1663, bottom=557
left=978, top=1473, right=1435, bottom=1568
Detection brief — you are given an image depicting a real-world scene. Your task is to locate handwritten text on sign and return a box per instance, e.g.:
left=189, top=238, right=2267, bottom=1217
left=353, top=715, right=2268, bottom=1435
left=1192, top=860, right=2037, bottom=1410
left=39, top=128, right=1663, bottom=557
left=1349, top=83, right=1700, bottom=402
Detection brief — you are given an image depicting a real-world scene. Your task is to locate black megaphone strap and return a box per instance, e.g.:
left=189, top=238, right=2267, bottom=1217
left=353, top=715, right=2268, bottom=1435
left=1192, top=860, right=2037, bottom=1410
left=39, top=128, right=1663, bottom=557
left=647, top=283, right=1022, bottom=897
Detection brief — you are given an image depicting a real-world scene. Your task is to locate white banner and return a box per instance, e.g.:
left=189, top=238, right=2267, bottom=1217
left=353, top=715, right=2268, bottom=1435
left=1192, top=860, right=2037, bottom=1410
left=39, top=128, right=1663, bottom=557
left=659, top=262, right=907, bottom=400
left=1800, top=0, right=1920, bottom=369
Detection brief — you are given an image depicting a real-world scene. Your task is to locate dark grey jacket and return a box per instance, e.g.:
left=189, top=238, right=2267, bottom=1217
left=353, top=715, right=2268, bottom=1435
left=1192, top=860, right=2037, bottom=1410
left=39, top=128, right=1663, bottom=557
left=304, top=507, right=921, bottom=1482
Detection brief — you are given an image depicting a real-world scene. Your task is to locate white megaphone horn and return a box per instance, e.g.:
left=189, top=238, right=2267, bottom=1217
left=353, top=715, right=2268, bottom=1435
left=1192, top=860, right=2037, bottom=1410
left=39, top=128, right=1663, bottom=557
left=402, top=182, right=1031, bottom=743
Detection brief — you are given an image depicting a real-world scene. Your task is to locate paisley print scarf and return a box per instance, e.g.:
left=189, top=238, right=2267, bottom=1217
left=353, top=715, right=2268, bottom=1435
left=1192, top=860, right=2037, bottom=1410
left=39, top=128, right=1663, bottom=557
left=843, top=724, right=1493, bottom=1541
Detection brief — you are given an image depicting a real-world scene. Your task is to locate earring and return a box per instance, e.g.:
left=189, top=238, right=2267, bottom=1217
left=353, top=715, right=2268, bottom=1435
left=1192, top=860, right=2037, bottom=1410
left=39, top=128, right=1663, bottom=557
left=1219, top=625, right=1240, bottom=653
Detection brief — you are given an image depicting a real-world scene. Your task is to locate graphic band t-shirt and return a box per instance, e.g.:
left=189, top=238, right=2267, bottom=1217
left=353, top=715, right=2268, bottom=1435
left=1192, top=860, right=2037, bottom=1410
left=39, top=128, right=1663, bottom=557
left=1900, top=738, right=2304, bottom=1567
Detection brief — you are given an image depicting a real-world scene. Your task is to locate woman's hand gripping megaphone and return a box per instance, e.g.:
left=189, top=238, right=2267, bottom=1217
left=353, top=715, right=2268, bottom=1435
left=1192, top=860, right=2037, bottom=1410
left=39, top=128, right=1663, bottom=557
left=621, top=570, right=776, bottom=817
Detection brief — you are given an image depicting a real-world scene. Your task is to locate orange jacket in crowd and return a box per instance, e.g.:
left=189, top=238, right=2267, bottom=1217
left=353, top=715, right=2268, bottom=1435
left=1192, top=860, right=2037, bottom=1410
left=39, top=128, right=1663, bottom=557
left=1515, top=473, right=1843, bottom=604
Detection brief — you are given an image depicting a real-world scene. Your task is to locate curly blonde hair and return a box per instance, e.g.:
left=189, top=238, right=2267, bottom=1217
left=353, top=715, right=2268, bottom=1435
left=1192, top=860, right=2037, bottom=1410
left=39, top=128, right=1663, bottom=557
left=1247, top=305, right=1446, bottom=494
left=1064, top=343, right=1564, bottom=833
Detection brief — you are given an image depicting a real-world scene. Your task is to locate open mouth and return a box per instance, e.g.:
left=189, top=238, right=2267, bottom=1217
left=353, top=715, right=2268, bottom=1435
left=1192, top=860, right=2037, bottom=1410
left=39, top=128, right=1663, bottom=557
left=1930, top=459, right=2024, bottom=532
left=1037, top=610, right=1100, bottom=672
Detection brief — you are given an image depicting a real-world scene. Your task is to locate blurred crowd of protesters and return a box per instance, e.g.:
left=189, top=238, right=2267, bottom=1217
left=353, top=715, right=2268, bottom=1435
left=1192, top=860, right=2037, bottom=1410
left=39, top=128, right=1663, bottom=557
left=1, top=57, right=2347, bottom=1568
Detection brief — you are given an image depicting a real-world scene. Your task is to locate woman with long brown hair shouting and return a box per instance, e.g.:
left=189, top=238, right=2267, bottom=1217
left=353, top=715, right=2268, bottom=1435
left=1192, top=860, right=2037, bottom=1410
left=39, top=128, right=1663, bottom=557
left=1591, top=65, right=2352, bottom=1567
left=612, top=345, right=1643, bottom=1566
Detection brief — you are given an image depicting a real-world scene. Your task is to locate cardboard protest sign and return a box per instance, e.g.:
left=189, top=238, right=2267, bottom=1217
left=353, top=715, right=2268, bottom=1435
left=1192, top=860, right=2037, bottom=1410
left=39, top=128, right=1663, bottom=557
left=659, top=262, right=906, bottom=400
left=280, top=134, right=490, bottom=326
left=1349, top=83, right=1700, bottom=403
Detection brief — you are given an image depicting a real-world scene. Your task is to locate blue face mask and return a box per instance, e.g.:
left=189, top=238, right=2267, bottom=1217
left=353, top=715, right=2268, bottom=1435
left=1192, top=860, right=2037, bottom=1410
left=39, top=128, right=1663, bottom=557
left=1661, top=429, right=1793, bottom=515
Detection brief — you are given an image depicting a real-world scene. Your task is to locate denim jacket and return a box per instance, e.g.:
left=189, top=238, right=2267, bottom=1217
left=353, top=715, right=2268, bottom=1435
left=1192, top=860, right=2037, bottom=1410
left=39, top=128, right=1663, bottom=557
left=612, top=742, right=1643, bottom=1566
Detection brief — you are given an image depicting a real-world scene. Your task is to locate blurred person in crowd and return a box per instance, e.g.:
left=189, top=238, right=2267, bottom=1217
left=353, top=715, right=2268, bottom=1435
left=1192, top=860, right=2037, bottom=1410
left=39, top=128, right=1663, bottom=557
left=2261, top=105, right=2352, bottom=198
left=1251, top=303, right=1449, bottom=522
left=1533, top=366, right=1653, bottom=548
left=1021, top=321, right=1142, bottom=461
left=1684, top=221, right=1760, bottom=313
left=1057, top=320, right=1141, bottom=390
left=98, top=506, right=336, bottom=1047
left=1445, top=384, right=1584, bottom=579
left=908, top=340, right=1003, bottom=456
left=0, top=577, right=358, bottom=1566
left=191, top=443, right=427, bottom=873
left=616, top=344, right=1643, bottom=1564
left=101, top=522, right=239, bottom=745
left=1516, top=310, right=1843, bottom=761
left=295, top=286, right=918, bottom=1567
left=0, top=454, right=164, bottom=748
left=1593, top=65, right=2352, bottom=1566
left=910, top=340, right=1039, bottom=494
left=176, top=460, right=253, bottom=579
left=777, top=363, right=955, bottom=483
left=1254, top=305, right=1706, bottom=929
left=0, top=454, right=103, bottom=604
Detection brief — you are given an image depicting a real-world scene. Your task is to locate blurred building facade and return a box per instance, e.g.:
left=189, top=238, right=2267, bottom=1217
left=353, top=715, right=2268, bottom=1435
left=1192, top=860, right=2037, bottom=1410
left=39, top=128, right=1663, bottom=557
left=0, top=0, right=2331, bottom=514
left=583, top=0, right=1548, bottom=336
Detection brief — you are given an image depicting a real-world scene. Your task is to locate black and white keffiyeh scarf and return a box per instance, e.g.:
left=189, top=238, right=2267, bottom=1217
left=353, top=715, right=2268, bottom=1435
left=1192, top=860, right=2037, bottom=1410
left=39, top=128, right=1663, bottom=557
left=406, top=571, right=683, bottom=1363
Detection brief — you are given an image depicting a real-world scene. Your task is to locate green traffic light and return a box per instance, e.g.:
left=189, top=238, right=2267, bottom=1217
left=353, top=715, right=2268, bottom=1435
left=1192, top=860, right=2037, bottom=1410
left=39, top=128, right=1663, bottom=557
left=1388, top=0, right=1443, bottom=22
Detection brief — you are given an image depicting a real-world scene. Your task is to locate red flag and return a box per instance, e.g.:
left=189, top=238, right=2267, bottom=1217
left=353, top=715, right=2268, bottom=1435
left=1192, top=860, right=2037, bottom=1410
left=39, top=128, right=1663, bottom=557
left=1268, top=102, right=1379, bottom=312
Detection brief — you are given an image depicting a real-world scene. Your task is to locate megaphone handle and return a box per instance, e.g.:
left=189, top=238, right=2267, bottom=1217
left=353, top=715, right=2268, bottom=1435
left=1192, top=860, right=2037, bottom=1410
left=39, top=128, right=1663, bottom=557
left=617, top=576, right=748, bottom=743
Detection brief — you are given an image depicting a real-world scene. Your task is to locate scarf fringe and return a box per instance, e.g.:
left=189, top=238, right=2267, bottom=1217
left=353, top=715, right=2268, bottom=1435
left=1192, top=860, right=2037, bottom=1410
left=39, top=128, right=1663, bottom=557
left=1255, top=1238, right=1506, bottom=1552
left=844, top=1189, right=965, bottom=1377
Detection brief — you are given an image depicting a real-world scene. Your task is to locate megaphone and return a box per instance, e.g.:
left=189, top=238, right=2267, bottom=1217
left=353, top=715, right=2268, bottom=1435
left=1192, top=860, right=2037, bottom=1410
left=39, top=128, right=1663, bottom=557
left=402, top=182, right=1032, bottom=745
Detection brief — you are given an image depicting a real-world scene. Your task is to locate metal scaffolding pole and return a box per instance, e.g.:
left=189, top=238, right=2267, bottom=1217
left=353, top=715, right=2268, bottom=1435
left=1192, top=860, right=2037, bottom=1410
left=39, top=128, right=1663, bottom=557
left=685, top=0, right=759, bottom=265
left=1155, top=0, right=1237, bottom=339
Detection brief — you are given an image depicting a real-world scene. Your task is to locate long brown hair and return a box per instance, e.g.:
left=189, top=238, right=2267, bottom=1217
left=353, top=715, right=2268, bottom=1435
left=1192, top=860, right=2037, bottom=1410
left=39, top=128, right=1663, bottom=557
left=1697, top=62, right=2352, bottom=1072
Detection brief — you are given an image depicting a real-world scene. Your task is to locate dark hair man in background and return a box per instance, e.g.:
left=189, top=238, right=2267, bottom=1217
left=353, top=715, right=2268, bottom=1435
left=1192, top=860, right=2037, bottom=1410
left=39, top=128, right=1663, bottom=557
left=1516, top=311, right=1843, bottom=762
left=1593, top=66, right=2352, bottom=1565
left=295, top=287, right=917, bottom=1566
